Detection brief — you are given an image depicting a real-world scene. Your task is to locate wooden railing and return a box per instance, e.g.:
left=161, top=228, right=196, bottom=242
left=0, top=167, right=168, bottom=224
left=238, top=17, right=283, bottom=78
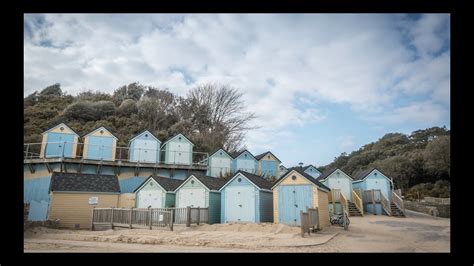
left=392, top=190, right=406, bottom=215
left=91, top=206, right=209, bottom=231
left=352, top=190, right=364, bottom=216
left=340, top=193, right=349, bottom=214
left=380, top=193, right=391, bottom=216
left=300, top=208, right=319, bottom=237
left=91, top=207, right=174, bottom=231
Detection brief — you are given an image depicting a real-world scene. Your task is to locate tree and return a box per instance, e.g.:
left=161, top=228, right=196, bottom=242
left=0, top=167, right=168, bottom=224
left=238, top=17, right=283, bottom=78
left=137, top=88, right=178, bottom=132
left=424, top=135, right=450, bottom=179
left=39, top=83, right=62, bottom=97
left=112, top=82, right=145, bottom=104
left=179, top=83, right=257, bottom=152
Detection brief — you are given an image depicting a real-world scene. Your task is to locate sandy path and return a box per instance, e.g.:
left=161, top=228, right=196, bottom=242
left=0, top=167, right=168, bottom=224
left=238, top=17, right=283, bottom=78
left=24, top=211, right=450, bottom=252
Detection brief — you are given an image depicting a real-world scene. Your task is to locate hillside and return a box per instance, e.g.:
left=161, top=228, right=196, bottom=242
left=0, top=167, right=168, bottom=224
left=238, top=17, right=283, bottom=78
left=318, top=127, right=450, bottom=193
left=24, top=83, right=450, bottom=193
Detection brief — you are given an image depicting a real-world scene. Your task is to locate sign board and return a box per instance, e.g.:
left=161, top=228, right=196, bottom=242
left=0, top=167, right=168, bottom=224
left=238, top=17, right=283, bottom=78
left=88, top=197, right=98, bottom=205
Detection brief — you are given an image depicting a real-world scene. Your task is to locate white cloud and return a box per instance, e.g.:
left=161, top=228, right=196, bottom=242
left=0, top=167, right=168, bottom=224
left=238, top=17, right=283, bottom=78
left=24, top=14, right=450, bottom=154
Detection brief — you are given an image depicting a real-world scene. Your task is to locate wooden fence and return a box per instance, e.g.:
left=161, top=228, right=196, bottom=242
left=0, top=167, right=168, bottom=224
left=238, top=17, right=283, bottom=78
left=91, top=206, right=209, bottom=231
left=300, top=208, right=319, bottom=237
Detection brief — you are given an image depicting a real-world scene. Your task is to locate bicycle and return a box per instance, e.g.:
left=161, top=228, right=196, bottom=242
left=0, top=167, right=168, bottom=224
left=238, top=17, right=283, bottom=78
left=330, top=211, right=350, bottom=230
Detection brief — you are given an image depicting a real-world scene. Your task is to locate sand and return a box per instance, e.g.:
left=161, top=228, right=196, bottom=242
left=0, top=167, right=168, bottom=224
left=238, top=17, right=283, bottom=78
left=24, top=210, right=450, bottom=252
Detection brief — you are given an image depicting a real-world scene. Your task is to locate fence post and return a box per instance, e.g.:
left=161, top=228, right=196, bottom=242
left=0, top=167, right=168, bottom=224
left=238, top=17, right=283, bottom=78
left=110, top=207, right=114, bottom=229
left=170, top=209, right=174, bottom=231
left=197, top=207, right=200, bottom=225
left=148, top=207, right=152, bottom=230
left=372, top=190, right=376, bottom=215
left=90, top=207, right=95, bottom=231
left=300, top=211, right=305, bottom=238
left=186, top=206, right=191, bottom=227
left=129, top=208, right=133, bottom=229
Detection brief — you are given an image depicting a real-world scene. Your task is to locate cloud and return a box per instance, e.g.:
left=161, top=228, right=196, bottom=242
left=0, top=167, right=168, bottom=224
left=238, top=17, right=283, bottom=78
left=24, top=14, right=450, bottom=155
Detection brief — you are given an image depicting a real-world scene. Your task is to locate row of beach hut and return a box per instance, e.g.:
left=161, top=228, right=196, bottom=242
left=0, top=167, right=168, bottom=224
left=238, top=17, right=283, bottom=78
left=46, top=166, right=402, bottom=229
left=35, top=123, right=281, bottom=178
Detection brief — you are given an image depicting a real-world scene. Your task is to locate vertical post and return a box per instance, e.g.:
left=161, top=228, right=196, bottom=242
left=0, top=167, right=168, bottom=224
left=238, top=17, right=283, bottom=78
left=148, top=207, right=152, bottom=230
left=300, top=211, right=305, bottom=238
left=186, top=206, right=191, bottom=227
left=138, top=148, right=141, bottom=162
left=110, top=207, right=114, bottom=229
left=62, top=141, right=66, bottom=158
left=170, top=209, right=174, bottom=231
left=197, top=207, right=200, bottom=225
left=90, top=207, right=95, bottom=231
left=332, top=191, right=336, bottom=214
left=129, top=208, right=133, bottom=229
left=119, top=147, right=122, bottom=162
left=25, top=144, right=30, bottom=159
left=372, top=190, right=376, bottom=215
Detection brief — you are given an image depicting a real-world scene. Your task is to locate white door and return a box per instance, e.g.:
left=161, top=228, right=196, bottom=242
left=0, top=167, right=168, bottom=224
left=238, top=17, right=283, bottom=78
left=178, top=188, right=206, bottom=208
left=133, top=139, right=158, bottom=163
left=329, top=178, right=351, bottom=200
left=169, top=142, right=191, bottom=165
left=137, top=190, right=163, bottom=208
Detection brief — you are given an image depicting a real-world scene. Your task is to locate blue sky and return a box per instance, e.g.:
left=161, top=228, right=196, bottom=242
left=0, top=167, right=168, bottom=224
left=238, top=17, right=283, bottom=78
left=24, top=14, right=450, bottom=167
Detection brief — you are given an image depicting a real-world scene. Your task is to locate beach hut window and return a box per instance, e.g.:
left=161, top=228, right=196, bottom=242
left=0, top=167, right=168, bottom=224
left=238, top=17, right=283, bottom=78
left=100, top=130, right=104, bottom=134
left=238, top=178, right=242, bottom=182
left=292, top=175, right=296, bottom=180
left=374, top=172, right=378, bottom=176
left=60, top=126, right=64, bottom=131
left=191, top=180, right=195, bottom=184
left=179, top=137, right=182, bottom=140
left=145, top=134, right=148, bottom=137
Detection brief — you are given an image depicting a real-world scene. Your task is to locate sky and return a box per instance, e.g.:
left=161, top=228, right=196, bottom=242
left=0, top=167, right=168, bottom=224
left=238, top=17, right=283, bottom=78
left=24, top=14, right=450, bottom=167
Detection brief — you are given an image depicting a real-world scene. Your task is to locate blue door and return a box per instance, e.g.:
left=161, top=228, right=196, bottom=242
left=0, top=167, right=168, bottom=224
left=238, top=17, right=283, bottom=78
left=45, top=133, right=75, bottom=158
left=278, top=185, right=313, bottom=226
left=224, top=186, right=255, bottom=222
left=86, top=136, right=114, bottom=160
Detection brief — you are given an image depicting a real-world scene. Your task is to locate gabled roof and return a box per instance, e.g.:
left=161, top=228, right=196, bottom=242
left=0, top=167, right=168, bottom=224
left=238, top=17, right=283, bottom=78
left=42, top=123, right=78, bottom=136
left=316, top=168, right=353, bottom=181
left=175, top=174, right=228, bottom=192
left=162, top=133, right=194, bottom=147
left=50, top=172, right=120, bottom=193
left=304, top=164, right=320, bottom=172
left=83, top=126, right=118, bottom=140
left=128, top=130, right=161, bottom=144
left=209, top=148, right=233, bottom=159
left=230, top=150, right=257, bottom=160
left=272, top=167, right=331, bottom=191
left=134, top=175, right=183, bottom=193
left=254, top=151, right=282, bottom=163
left=220, top=170, right=273, bottom=191
left=352, top=168, right=390, bottom=182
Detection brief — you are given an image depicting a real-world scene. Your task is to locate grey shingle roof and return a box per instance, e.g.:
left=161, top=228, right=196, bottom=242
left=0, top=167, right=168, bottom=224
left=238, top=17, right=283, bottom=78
left=150, top=176, right=184, bottom=191
left=50, top=172, right=120, bottom=193
left=352, top=168, right=383, bottom=181
left=254, top=151, right=282, bottom=163
left=274, top=167, right=331, bottom=191
left=230, top=150, right=256, bottom=160
left=209, top=148, right=232, bottom=158
left=316, top=167, right=338, bottom=181
left=235, top=170, right=274, bottom=190
left=189, top=174, right=228, bottom=191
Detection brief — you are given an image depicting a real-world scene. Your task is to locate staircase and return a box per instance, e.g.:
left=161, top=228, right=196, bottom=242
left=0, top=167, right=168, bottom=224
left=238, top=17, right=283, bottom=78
left=348, top=201, right=362, bottom=216
left=390, top=202, right=406, bottom=217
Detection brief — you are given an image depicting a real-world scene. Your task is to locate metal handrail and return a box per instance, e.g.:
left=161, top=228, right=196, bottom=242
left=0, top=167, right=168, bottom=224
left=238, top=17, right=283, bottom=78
left=24, top=142, right=209, bottom=166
